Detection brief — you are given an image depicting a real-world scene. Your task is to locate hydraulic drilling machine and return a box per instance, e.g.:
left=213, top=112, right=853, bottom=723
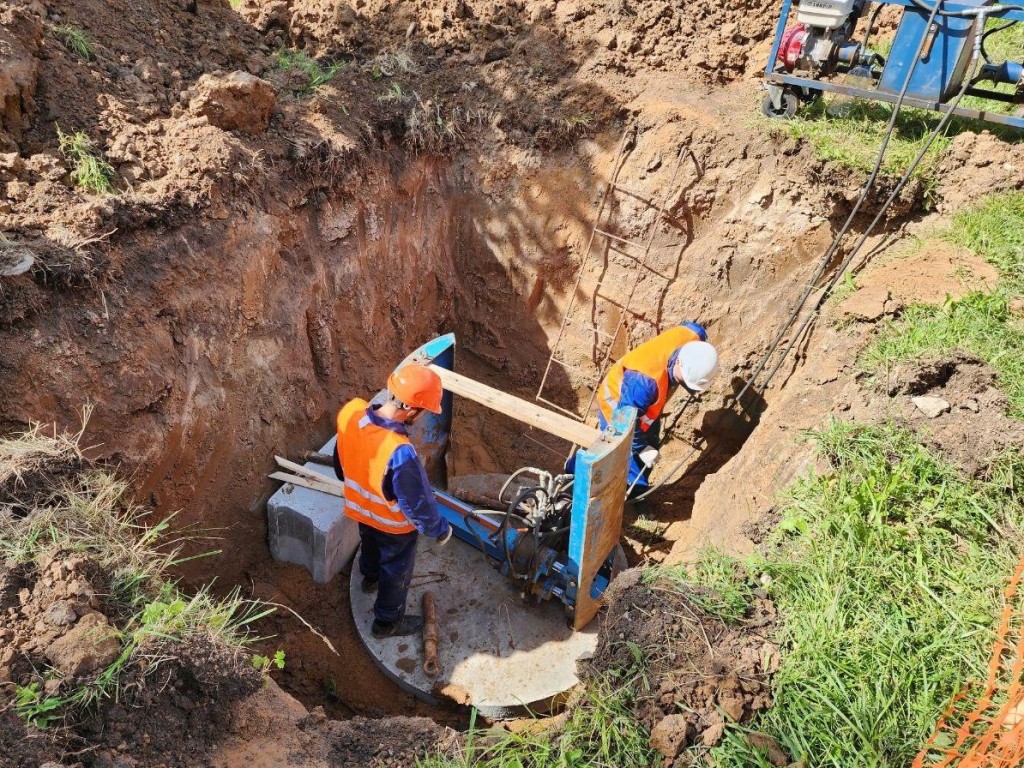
left=763, top=0, right=1024, bottom=129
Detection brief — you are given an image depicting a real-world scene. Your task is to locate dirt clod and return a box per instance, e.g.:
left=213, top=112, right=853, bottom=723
left=747, top=731, right=791, bottom=766
left=650, top=713, right=692, bottom=760
left=587, top=569, right=778, bottom=762
left=189, top=71, right=277, bottom=135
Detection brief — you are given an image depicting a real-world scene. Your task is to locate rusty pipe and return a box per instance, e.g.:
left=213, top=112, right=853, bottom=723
left=422, top=590, right=439, bottom=678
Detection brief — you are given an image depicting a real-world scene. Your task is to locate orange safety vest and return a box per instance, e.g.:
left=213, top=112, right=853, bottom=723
left=598, top=326, right=701, bottom=431
left=336, top=398, right=416, bottom=535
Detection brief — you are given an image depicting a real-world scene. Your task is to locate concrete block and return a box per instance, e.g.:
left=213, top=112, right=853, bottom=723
left=266, top=436, right=360, bottom=583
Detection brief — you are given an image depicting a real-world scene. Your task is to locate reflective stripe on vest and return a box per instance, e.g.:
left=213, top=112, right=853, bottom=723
left=336, top=398, right=417, bottom=535
left=597, top=326, right=701, bottom=431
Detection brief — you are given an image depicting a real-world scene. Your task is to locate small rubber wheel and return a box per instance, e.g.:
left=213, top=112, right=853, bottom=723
left=761, top=91, right=799, bottom=119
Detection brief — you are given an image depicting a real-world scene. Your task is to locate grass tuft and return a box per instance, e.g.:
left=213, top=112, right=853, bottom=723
left=53, top=25, right=95, bottom=61
left=1, top=422, right=272, bottom=726
left=946, top=192, right=1024, bottom=295
left=762, top=99, right=953, bottom=181
left=57, top=128, right=115, bottom=194
left=710, top=421, right=1024, bottom=767
left=275, top=49, right=343, bottom=94
left=418, top=680, right=655, bottom=768
left=652, top=548, right=754, bottom=624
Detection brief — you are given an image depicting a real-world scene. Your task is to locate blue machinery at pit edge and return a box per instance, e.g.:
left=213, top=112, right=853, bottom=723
left=396, top=334, right=633, bottom=631
left=762, top=0, right=1024, bottom=129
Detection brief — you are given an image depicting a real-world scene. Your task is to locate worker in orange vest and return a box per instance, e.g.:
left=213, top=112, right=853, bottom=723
left=333, top=364, right=453, bottom=638
left=596, top=322, right=719, bottom=496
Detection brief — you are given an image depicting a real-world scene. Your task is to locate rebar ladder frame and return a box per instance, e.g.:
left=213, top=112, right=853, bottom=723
left=535, top=125, right=688, bottom=423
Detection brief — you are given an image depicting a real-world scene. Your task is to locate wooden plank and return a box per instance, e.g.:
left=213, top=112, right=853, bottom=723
left=274, top=455, right=340, bottom=485
left=428, top=365, right=601, bottom=448
left=269, top=471, right=344, bottom=498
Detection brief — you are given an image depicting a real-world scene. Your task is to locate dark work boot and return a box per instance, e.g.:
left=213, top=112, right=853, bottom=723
left=371, top=614, right=424, bottom=638
left=360, top=577, right=379, bottom=594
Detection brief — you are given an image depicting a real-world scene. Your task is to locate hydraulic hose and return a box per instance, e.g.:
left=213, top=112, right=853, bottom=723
left=981, top=19, right=1020, bottom=63
left=732, top=0, right=949, bottom=412
left=906, top=0, right=1023, bottom=19
left=755, top=12, right=989, bottom=399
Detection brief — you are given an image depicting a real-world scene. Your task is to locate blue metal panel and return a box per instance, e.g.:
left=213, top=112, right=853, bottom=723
left=395, top=334, right=455, bottom=484
left=877, top=3, right=981, bottom=100
left=565, top=405, right=636, bottom=629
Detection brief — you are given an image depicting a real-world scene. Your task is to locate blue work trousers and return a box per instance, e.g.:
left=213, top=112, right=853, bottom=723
left=357, top=523, right=418, bottom=624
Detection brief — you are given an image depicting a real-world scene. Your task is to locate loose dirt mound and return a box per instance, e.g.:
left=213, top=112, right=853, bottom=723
left=0, top=551, right=264, bottom=768
left=212, top=679, right=460, bottom=768
left=882, top=353, right=1024, bottom=477
left=586, top=569, right=780, bottom=765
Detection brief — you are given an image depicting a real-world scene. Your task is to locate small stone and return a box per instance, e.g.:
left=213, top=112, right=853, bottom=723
left=44, top=600, right=78, bottom=627
left=911, top=395, right=951, bottom=419
left=649, top=714, right=690, bottom=759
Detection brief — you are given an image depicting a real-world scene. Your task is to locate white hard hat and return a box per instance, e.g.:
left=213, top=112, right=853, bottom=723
left=676, top=341, right=719, bottom=392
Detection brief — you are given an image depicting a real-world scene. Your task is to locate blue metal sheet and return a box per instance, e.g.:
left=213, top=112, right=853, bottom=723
left=566, top=405, right=635, bottom=630
left=394, top=334, right=455, bottom=485
left=877, top=2, right=982, bottom=100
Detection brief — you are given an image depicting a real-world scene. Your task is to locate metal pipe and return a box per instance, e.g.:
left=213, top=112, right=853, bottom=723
left=422, top=591, right=439, bottom=678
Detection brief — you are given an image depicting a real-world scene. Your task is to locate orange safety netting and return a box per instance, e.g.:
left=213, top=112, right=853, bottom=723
left=912, top=554, right=1024, bottom=768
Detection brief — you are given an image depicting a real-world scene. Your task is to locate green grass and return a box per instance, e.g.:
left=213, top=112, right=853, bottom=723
left=710, top=421, right=1024, bottom=768
left=53, top=25, right=95, bottom=61
left=417, top=681, right=655, bottom=768
left=653, top=548, right=755, bottom=624
left=1, top=423, right=272, bottom=727
left=765, top=99, right=953, bottom=181
left=57, top=128, right=115, bottom=194
left=946, top=192, right=1024, bottom=295
left=275, top=49, right=343, bottom=94
left=863, top=192, right=1024, bottom=417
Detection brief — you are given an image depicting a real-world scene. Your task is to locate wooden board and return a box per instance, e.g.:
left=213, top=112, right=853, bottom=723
left=269, top=471, right=344, bottom=498
left=428, top=365, right=601, bottom=448
left=567, top=406, right=634, bottom=630
left=274, top=455, right=339, bottom=484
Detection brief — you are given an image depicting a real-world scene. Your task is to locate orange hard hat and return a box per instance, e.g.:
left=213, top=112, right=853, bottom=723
left=387, top=363, right=444, bottom=414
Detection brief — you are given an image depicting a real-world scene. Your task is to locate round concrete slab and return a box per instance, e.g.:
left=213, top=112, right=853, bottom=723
left=350, top=535, right=598, bottom=719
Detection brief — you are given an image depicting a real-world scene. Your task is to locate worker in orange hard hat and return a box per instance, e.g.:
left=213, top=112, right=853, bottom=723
left=333, top=363, right=453, bottom=638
